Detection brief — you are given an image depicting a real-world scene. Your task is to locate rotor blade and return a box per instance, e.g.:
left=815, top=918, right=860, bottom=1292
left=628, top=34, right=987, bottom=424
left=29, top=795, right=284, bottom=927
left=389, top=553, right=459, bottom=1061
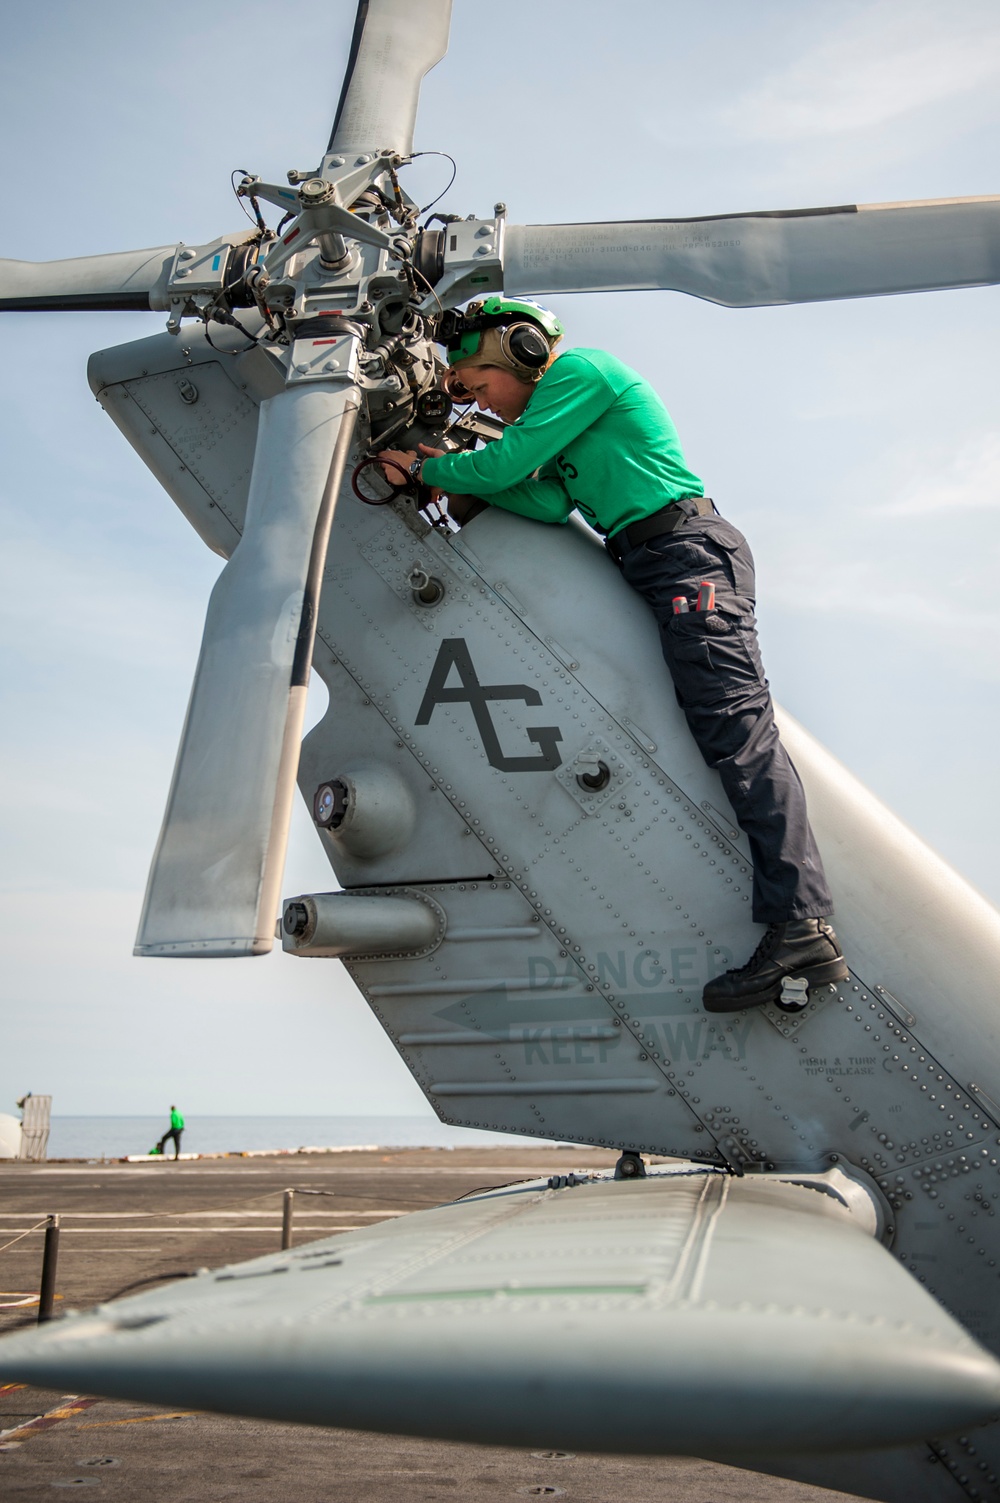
left=134, top=382, right=361, bottom=959
left=503, top=194, right=1000, bottom=307
left=0, top=246, right=176, bottom=311
left=327, top=0, right=452, bottom=159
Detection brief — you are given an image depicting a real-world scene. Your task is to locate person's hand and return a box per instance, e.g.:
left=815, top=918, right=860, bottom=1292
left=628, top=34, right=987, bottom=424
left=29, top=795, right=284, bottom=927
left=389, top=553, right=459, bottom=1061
left=377, top=448, right=417, bottom=483
left=415, top=446, right=447, bottom=507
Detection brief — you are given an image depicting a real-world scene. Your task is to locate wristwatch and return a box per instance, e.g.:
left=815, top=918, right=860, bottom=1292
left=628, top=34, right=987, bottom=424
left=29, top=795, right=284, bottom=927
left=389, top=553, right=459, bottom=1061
left=408, top=456, right=424, bottom=483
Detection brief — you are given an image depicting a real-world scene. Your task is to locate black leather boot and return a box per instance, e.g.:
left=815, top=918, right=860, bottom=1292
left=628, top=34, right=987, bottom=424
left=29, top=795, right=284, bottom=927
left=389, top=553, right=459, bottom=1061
left=702, top=919, right=848, bottom=1013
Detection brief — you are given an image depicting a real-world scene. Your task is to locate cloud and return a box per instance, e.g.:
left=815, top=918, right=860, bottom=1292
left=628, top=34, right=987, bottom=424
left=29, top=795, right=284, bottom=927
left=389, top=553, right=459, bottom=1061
left=728, top=2, right=1000, bottom=143
left=743, top=412, right=1000, bottom=682
left=0, top=524, right=208, bottom=676
left=879, top=433, right=1000, bottom=517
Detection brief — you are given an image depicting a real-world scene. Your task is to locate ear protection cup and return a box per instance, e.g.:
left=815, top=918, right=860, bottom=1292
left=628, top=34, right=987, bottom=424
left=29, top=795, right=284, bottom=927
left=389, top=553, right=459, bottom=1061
left=442, top=367, right=472, bottom=401
left=499, top=321, right=551, bottom=372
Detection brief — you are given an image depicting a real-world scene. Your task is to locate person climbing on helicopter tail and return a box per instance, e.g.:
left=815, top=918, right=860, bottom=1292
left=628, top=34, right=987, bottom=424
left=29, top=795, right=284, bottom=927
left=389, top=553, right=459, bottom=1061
left=378, top=295, right=849, bottom=1013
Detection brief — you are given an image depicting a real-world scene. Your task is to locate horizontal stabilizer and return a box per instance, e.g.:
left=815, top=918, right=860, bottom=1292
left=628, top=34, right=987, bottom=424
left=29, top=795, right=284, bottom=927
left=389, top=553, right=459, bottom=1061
left=504, top=195, right=1000, bottom=306
left=2, top=1168, right=998, bottom=1455
left=0, top=246, right=176, bottom=311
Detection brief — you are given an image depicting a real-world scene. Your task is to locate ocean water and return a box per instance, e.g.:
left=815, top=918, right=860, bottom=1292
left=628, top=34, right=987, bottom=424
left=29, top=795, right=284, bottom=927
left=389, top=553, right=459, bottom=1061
left=45, top=1116, right=573, bottom=1161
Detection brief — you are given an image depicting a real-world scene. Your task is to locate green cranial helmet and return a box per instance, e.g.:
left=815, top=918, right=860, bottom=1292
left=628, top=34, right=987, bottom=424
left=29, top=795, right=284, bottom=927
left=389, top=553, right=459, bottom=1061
left=444, top=296, right=564, bottom=366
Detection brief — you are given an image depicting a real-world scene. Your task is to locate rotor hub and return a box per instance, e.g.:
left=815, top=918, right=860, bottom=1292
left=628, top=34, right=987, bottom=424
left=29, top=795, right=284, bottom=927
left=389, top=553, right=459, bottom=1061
left=299, top=177, right=333, bottom=205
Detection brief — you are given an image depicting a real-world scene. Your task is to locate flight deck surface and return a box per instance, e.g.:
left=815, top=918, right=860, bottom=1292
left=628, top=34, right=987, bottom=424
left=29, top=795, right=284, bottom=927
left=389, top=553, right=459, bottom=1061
left=0, top=1148, right=870, bottom=1502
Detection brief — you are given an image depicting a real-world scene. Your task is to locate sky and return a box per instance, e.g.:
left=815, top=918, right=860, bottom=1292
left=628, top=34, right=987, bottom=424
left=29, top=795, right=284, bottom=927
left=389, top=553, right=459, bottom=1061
left=0, top=0, right=998, bottom=1116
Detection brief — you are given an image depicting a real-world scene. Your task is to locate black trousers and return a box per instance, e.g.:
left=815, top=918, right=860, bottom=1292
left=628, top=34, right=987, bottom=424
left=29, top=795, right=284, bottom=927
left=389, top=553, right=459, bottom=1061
left=618, top=501, right=833, bottom=924
left=158, top=1129, right=182, bottom=1159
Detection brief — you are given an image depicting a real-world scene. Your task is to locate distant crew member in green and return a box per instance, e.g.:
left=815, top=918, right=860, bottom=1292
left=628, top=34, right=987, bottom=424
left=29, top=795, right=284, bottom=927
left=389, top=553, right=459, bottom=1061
left=157, top=1105, right=184, bottom=1160
left=379, top=296, right=848, bottom=1012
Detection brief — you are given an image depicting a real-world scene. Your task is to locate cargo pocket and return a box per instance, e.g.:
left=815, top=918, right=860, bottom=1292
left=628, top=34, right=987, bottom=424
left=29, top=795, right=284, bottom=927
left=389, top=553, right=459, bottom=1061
left=661, top=616, right=722, bottom=710
left=698, top=519, right=756, bottom=602
left=661, top=611, right=763, bottom=710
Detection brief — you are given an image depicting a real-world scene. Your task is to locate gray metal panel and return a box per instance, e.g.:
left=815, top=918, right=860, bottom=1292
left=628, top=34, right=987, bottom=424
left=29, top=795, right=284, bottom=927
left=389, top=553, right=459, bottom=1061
left=135, top=383, right=360, bottom=958
left=89, top=327, right=285, bottom=558
left=736, top=1446, right=981, bottom=1503
left=503, top=197, right=1000, bottom=305
left=2, top=1171, right=998, bottom=1456
left=299, top=643, right=503, bottom=888
left=777, top=710, right=1000, bottom=1098
left=346, top=880, right=708, bottom=1156
left=327, top=0, right=453, bottom=160
left=311, top=499, right=761, bottom=1147
left=0, top=245, right=176, bottom=311
left=87, top=324, right=287, bottom=408
left=293, top=495, right=1000, bottom=1451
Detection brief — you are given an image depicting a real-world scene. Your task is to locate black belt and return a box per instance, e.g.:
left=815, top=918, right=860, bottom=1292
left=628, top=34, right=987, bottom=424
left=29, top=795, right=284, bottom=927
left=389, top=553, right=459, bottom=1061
left=605, top=496, right=715, bottom=564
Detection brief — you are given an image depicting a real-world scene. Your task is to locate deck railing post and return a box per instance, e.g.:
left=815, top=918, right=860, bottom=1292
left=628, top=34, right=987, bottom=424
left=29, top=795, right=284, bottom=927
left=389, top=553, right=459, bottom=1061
left=38, top=1213, right=60, bottom=1323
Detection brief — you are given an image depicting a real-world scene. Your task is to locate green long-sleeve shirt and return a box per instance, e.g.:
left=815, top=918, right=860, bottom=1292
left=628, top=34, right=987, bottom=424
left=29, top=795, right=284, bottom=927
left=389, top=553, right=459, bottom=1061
left=170, top=1109, right=184, bottom=1132
left=421, top=348, right=703, bottom=538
